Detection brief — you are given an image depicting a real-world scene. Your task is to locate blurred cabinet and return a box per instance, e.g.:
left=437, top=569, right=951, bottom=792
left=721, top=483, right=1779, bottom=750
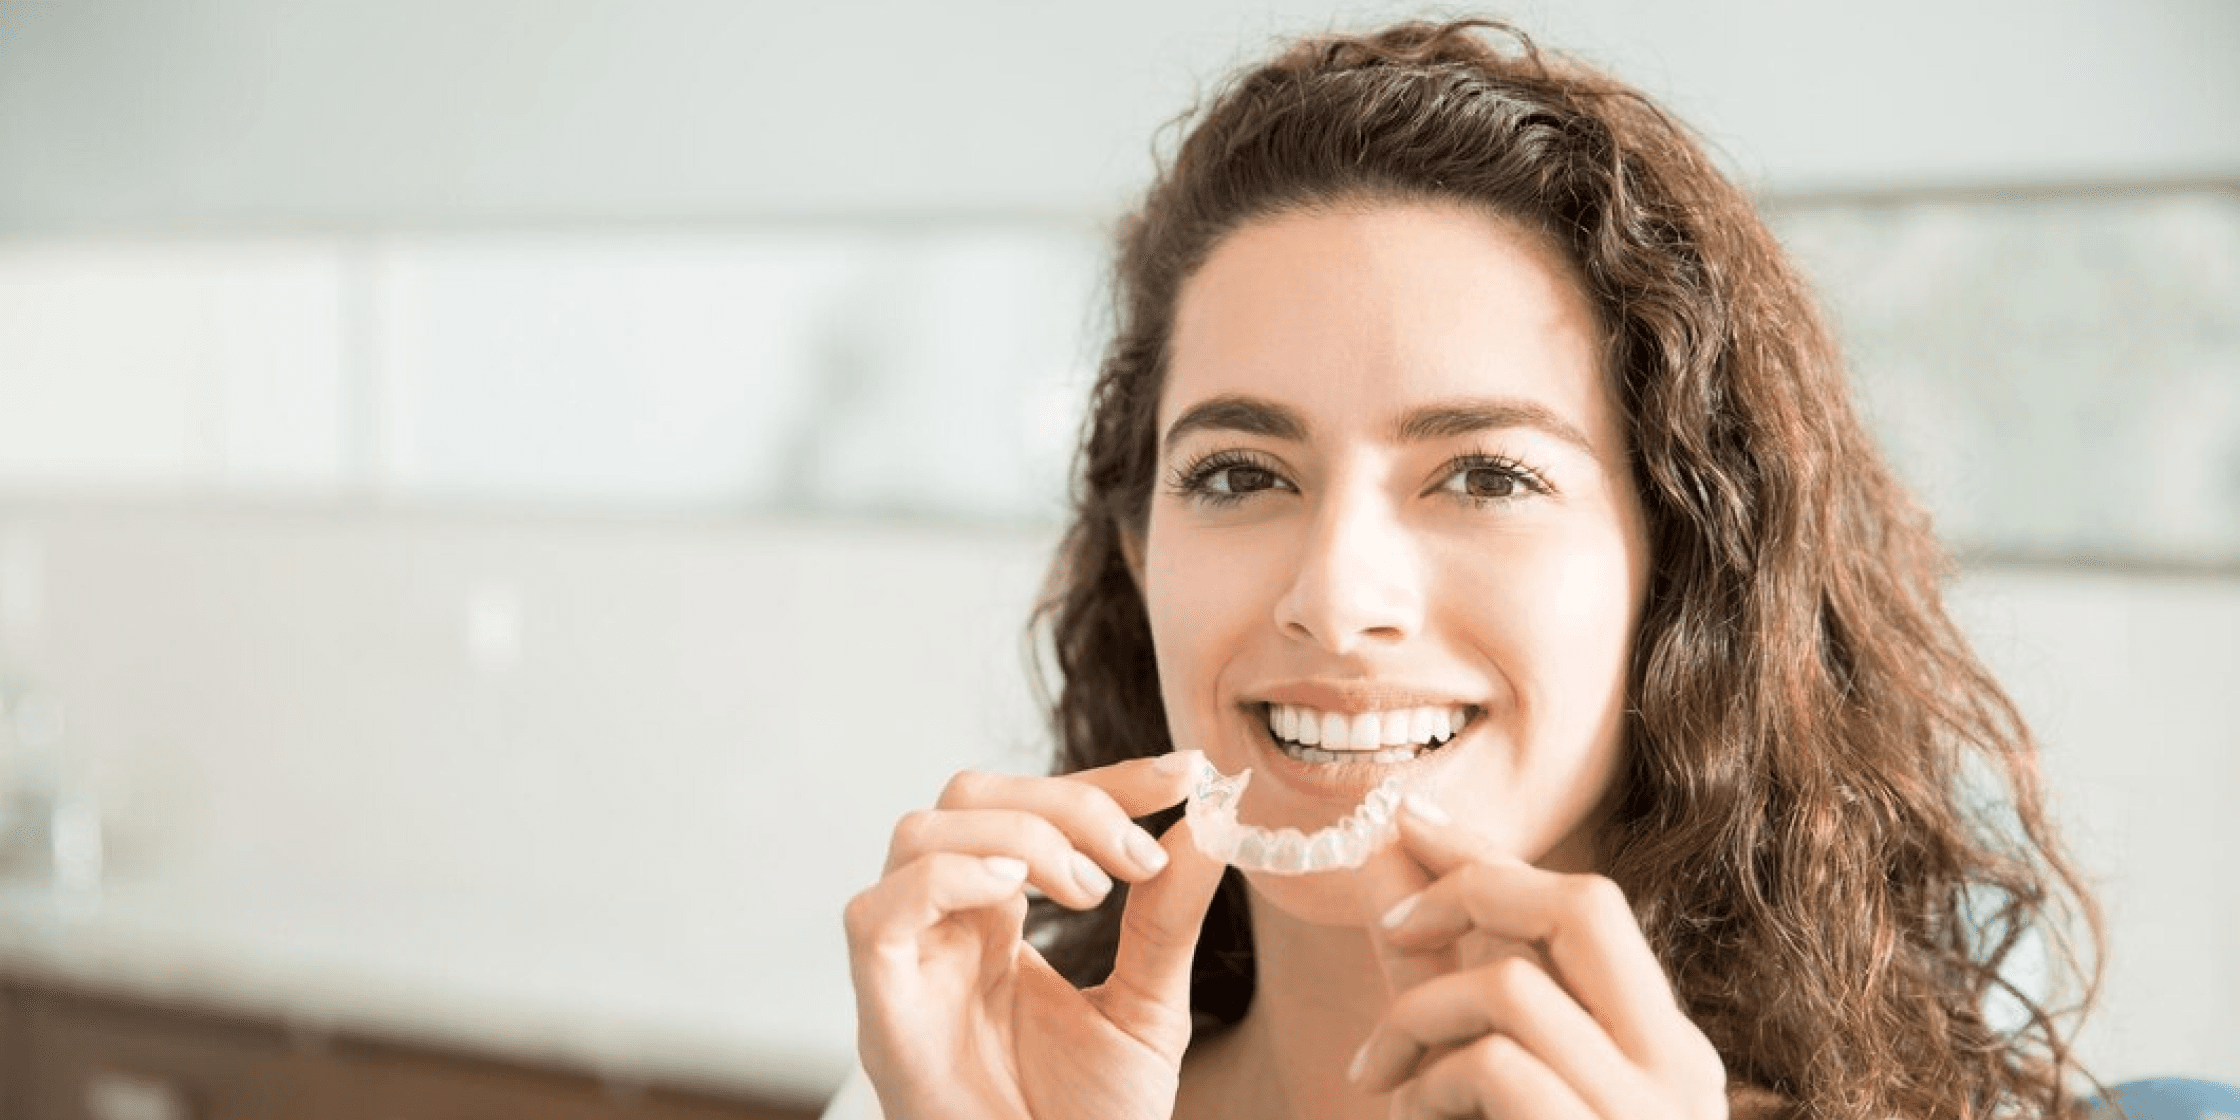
left=0, top=978, right=818, bottom=1120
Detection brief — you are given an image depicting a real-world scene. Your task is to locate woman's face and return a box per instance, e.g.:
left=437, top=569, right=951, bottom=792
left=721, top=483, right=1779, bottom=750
left=1138, top=202, right=1650, bottom=924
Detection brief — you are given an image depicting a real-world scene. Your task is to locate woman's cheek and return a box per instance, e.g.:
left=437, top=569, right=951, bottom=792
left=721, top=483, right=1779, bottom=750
left=1505, top=520, right=1640, bottom=651
left=1144, top=529, right=1232, bottom=754
left=1456, top=529, right=1638, bottom=743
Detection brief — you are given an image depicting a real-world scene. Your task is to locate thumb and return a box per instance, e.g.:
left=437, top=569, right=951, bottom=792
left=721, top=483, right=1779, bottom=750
left=1091, top=816, right=1227, bottom=1051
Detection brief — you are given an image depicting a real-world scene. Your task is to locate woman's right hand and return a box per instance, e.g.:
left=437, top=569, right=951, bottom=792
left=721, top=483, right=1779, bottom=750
left=842, top=752, right=1227, bottom=1120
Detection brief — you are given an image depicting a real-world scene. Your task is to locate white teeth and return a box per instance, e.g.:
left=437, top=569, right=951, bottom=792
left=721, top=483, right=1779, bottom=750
left=1262, top=703, right=1474, bottom=757
left=1410, top=707, right=1441, bottom=745
left=1381, top=713, right=1412, bottom=746
left=1349, top=713, right=1380, bottom=750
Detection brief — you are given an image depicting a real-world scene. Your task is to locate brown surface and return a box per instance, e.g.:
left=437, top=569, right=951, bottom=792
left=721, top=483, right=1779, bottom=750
left=0, top=976, right=822, bottom=1120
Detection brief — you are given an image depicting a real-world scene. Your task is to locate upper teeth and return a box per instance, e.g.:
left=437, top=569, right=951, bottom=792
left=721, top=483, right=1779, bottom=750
left=1265, top=704, right=1470, bottom=751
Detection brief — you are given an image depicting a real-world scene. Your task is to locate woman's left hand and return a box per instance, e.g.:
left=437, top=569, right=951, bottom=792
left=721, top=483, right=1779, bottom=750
left=1349, top=796, right=1730, bottom=1119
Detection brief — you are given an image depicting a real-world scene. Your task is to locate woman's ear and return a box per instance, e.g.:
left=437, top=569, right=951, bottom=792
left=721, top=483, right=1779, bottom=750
left=1120, top=528, right=1147, bottom=594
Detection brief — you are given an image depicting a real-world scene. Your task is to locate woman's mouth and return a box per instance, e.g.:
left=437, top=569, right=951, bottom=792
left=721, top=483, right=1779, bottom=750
left=1259, top=702, right=1476, bottom=765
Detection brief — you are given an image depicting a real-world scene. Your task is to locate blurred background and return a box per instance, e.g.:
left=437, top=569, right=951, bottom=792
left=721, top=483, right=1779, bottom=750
left=0, top=0, right=2234, bottom=1116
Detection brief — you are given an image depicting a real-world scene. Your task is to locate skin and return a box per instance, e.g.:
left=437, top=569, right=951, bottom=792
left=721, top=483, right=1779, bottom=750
left=843, top=202, right=1728, bottom=1119
left=1147, top=203, right=1718, bottom=1118
left=1142, top=199, right=1647, bottom=914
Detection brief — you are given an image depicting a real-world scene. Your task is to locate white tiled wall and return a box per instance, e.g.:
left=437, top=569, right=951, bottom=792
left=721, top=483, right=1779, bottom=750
left=0, top=230, right=1106, bottom=519
left=8, top=195, right=2237, bottom=556
left=0, top=242, right=349, bottom=491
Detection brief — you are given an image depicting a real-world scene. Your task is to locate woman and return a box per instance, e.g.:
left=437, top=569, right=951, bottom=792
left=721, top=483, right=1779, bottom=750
left=837, top=18, right=2101, bottom=1119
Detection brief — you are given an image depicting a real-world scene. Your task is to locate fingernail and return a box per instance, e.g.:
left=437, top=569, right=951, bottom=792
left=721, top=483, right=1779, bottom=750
left=983, top=855, right=1029, bottom=883
left=1123, top=826, right=1169, bottom=874
left=1153, top=749, right=1200, bottom=775
left=1068, top=851, right=1112, bottom=898
left=1401, top=793, right=1450, bottom=826
left=1347, top=1039, right=1373, bottom=1083
left=1380, top=892, right=1421, bottom=931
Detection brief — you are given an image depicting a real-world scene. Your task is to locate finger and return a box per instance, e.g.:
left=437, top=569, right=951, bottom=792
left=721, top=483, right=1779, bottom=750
left=1354, top=833, right=1452, bottom=998
left=842, top=851, right=1032, bottom=960
left=886, top=808, right=1116, bottom=909
left=1387, top=797, right=1682, bottom=1064
left=936, top=753, right=1198, bottom=881
left=1395, top=1033, right=1598, bottom=1120
left=844, top=854, right=1030, bottom=1098
left=1353, top=956, right=1663, bottom=1118
left=1094, top=817, right=1230, bottom=1049
left=1064, top=749, right=1206, bottom=818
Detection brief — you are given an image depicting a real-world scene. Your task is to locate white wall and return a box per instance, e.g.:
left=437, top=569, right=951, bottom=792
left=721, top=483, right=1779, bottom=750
left=0, top=505, right=2232, bottom=1090
left=1951, top=571, right=2240, bottom=1082
left=0, top=504, right=1061, bottom=1098
left=2, top=0, right=2237, bottom=233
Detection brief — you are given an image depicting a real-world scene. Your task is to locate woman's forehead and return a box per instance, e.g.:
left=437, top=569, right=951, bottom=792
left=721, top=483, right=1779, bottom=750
left=1160, top=203, right=1618, bottom=453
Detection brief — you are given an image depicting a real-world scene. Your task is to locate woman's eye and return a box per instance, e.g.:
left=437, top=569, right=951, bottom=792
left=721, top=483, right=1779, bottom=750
left=1205, top=465, right=1282, bottom=494
left=1434, top=457, right=1545, bottom=503
left=1458, top=468, right=1520, bottom=499
left=1167, top=453, right=1294, bottom=505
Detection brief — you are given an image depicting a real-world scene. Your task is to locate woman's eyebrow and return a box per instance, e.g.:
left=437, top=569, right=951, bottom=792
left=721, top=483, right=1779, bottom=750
left=1162, top=394, right=1308, bottom=447
left=1161, top=394, right=1598, bottom=456
left=1394, top=398, right=1597, bottom=455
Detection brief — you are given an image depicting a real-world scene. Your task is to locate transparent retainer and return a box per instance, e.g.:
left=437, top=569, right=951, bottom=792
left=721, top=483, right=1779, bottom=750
left=1183, top=757, right=1405, bottom=875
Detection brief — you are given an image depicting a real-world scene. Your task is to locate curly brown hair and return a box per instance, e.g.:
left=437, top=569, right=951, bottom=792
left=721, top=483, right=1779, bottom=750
left=1024, top=17, right=2104, bottom=1119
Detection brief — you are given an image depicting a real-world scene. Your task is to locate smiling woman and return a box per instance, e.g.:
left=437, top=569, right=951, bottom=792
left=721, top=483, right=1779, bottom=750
left=1141, top=204, right=1647, bottom=902
left=837, top=17, right=2103, bottom=1120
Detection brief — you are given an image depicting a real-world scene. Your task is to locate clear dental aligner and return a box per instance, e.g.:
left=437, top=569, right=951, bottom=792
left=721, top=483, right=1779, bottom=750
left=1184, top=757, right=1406, bottom=874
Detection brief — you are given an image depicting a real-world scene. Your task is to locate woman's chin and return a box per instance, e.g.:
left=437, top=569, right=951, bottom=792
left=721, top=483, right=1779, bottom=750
left=1239, top=864, right=1385, bottom=930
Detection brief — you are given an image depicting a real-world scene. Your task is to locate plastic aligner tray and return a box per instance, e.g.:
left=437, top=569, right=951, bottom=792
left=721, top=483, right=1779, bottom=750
left=1183, top=757, right=1405, bottom=874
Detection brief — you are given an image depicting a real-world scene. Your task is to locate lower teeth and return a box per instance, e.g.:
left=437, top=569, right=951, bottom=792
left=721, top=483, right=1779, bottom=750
left=1279, top=741, right=1425, bottom=765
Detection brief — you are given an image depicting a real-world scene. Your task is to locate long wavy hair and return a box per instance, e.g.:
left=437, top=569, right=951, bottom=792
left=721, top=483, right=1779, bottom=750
left=1024, top=18, right=2102, bottom=1119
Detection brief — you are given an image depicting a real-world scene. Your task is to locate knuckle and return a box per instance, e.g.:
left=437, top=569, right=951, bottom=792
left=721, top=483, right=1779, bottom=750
left=937, top=769, right=991, bottom=807
left=889, top=809, right=937, bottom=851
left=840, top=889, right=877, bottom=944
left=1644, top=1025, right=1729, bottom=1111
left=1463, top=1032, right=1527, bottom=1078
left=1482, top=954, right=1542, bottom=1001
left=1454, top=861, right=1492, bottom=897
left=1565, top=872, right=1632, bottom=920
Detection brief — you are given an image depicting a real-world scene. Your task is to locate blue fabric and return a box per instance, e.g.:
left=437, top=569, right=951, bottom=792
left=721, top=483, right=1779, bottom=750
left=2091, top=1078, right=2240, bottom=1120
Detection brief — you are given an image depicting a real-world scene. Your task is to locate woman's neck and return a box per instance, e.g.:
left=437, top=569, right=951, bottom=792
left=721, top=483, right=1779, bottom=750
left=1177, top=827, right=1611, bottom=1119
left=1179, top=891, right=1397, bottom=1120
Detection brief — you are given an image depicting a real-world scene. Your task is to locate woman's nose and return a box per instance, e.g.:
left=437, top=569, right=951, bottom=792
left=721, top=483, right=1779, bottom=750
left=1272, top=486, right=1425, bottom=654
